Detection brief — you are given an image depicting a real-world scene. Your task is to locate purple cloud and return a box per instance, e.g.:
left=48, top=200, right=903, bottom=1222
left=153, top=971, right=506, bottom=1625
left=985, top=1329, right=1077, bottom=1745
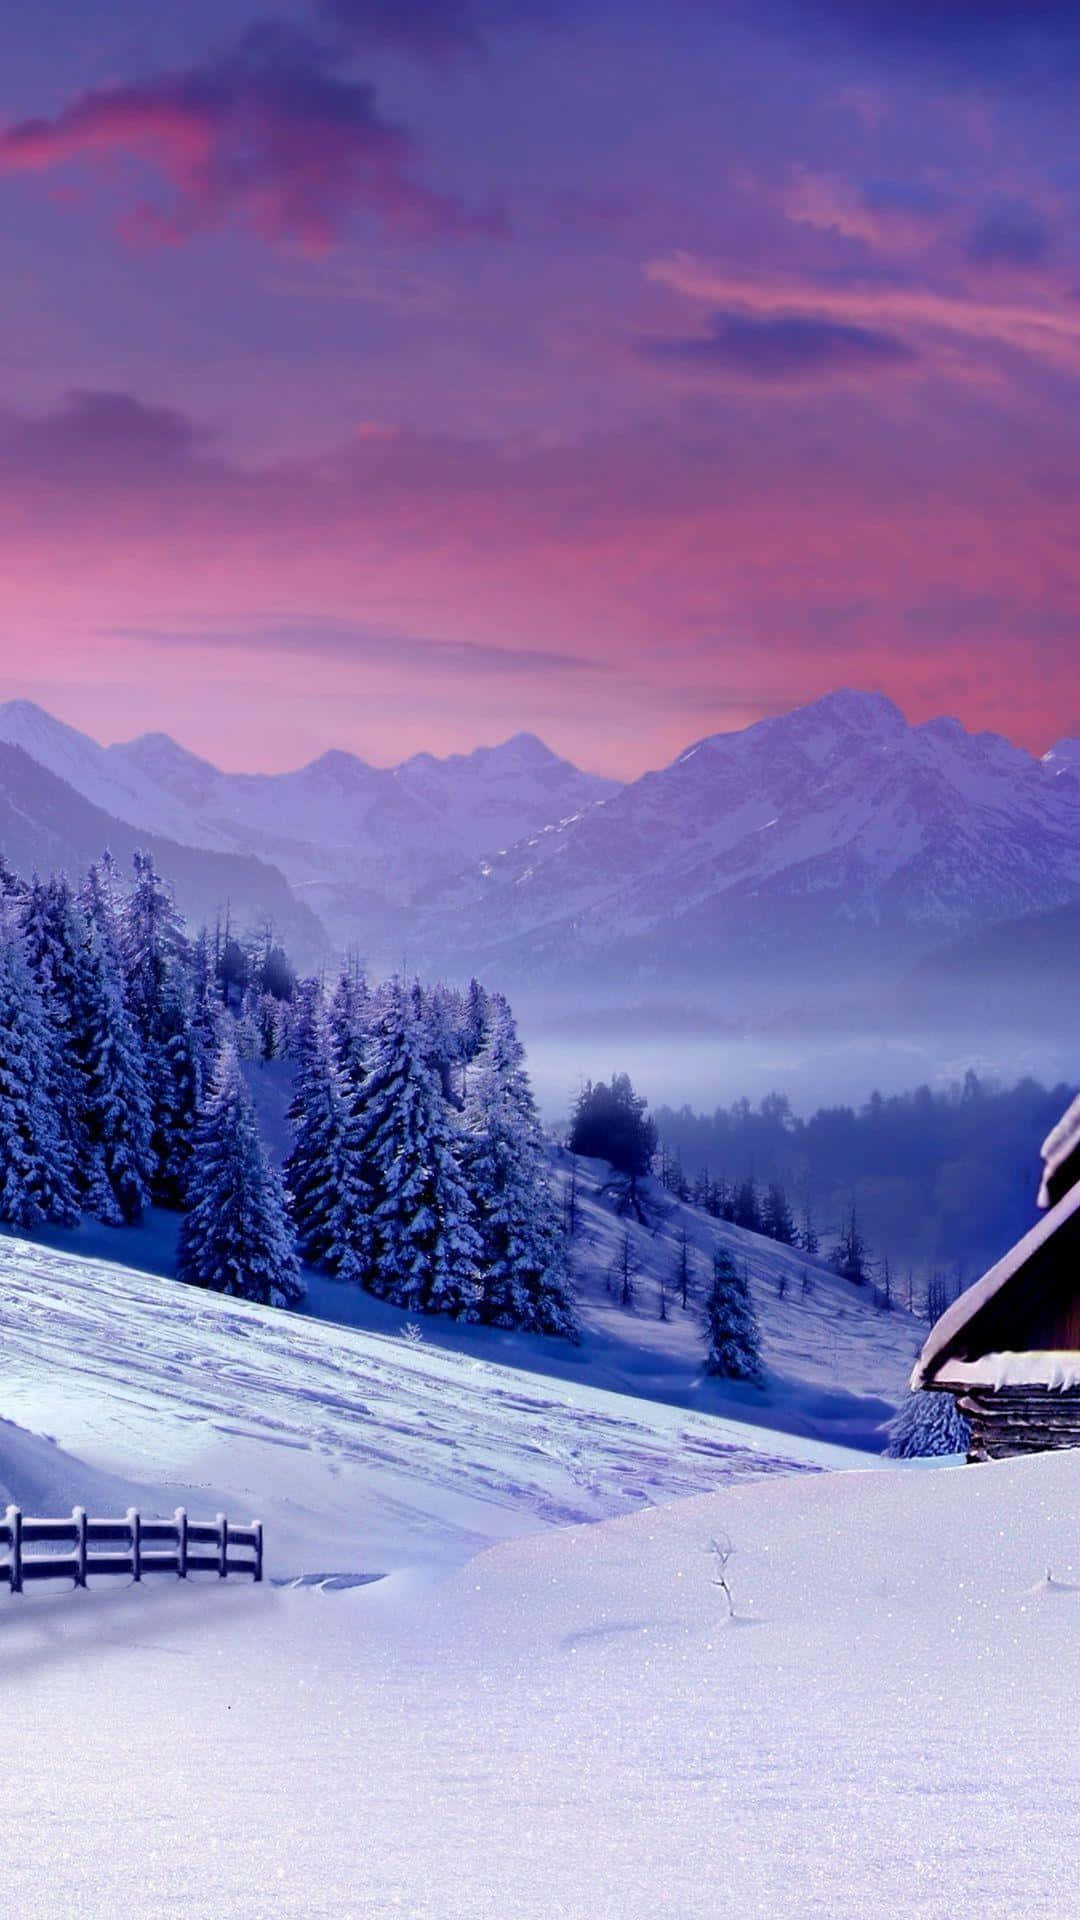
left=640, top=308, right=916, bottom=382
left=0, top=21, right=501, bottom=252
left=967, top=200, right=1054, bottom=268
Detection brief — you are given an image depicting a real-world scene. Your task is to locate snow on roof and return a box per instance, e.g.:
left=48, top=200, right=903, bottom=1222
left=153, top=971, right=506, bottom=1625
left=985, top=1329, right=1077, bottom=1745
left=913, top=1174, right=1080, bottom=1390
left=1038, top=1092, right=1080, bottom=1209
left=935, top=1351, right=1080, bottom=1393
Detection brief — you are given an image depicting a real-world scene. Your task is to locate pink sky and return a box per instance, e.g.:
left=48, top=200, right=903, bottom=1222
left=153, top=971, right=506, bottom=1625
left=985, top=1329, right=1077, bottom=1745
left=1, top=3, right=1078, bottom=772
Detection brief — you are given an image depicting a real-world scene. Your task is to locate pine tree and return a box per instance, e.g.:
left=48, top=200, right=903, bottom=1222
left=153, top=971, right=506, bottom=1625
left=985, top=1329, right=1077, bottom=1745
left=71, top=925, right=154, bottom=1225
left=830, top=1201, right=870, bottom=1285
left=154, top=973, right=202, bottom=1208
left=731, top=1177, right=761, bottom=1234
left=762, top=1181, right=796, bottom=1245
left=363, top=982, right=481, bottom=1317
left=0, top=919, right=80, bottom=1227
left=463, top=994, right=577, bottom=1337
left=885, top=1388, right=970, bottom=1458
left=284, top=980, right=343, bottom=1269
left=672, top=1224, right=694, bottom=1310
left=702, top=1246, right=764, bottom=1383
left=325, top=970, right=377, bottom=1287
left=19, top=874, right=86, bottom=1197
left=178, top=1042, right=303, bottom=1305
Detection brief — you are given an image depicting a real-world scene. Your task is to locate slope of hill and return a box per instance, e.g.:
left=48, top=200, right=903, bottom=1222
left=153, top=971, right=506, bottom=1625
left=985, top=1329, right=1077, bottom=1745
left=410, top=690, right=1080, bottom=998
left=0, top=1233, right=1074, bottom=1920
left=0, top=742, right=327, bottom=964
left=10, top=1138, right=922, bottom=1455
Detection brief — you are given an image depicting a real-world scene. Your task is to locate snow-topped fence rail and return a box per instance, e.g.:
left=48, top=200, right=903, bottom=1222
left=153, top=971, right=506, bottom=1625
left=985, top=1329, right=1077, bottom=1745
left=0, top=1507, right=263, bottom=1594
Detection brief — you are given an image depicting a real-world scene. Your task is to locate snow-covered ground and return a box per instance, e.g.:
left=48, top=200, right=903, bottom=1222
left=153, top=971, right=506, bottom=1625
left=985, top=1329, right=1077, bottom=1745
left=0, top=1260, right=1076, bottom=1920
left=0, top=1236, right=855, bottom=1583
left=10, top=1139, right=923, bottom=1456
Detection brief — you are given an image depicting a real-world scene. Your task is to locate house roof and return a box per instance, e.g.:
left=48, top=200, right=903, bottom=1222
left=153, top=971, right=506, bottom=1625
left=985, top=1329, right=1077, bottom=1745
left=912, top=1174, right=1080, bottom=1390
left=1039, top=1093, right=1080, bottom=1210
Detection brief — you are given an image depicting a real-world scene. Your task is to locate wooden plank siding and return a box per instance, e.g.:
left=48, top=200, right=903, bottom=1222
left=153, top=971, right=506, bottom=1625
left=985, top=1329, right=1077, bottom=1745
left=955, top=1387, right=1080, bottom=1463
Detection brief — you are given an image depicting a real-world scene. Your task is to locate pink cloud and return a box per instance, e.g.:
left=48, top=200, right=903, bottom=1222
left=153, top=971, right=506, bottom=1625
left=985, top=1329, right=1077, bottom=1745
left=0, top=23, right=500, bottom=253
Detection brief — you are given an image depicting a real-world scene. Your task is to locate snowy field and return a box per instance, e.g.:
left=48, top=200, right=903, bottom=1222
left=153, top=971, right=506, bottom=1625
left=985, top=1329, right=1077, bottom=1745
left=0, top=1236, right=1077, bottom=1916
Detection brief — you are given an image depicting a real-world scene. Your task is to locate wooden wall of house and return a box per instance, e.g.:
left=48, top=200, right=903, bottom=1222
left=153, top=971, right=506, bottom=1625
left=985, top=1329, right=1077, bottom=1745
left=953, top=1385, right=1080, bottom=1462
left=951, top=1209, right=1080, bottom=1359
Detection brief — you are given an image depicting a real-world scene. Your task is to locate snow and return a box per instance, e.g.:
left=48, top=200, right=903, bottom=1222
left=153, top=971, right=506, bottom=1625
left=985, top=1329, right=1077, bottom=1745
left=939, top=1351, right=1080, bottom=1391
left=913, top=1176, right=1080, bottom=1389
left=0, top=1277, right=1076, bottom=1920
left=0, top=1235, right=848, bottom=1582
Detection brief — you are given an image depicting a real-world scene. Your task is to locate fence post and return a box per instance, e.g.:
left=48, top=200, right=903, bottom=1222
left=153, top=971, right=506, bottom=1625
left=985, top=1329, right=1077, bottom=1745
left=175, top=1507, right=188, bottom=1580
left=6, top=1506, right=21, bottom=1595
left=73, top=1508, right=87, bottom=1589
left=252, top=1520, right=263, bottom=1585
left=128, top=1508, right=142, bottom=1582
left=217, top=1514, right=228, bottom=1579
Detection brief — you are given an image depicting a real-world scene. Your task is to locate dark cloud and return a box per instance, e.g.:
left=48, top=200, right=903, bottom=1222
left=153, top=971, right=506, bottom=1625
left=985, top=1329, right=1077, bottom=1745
left=0, top=20, right=501, bottom=251
left=640, top=308, right=916, bottom=382
left=319, top=0, right=573, bottom=63
left=0, top=389, right=215, bottom=474
left=103, top=619, right=595, bottom=677
left=967, top=200, right=1054, bottom=267
left=750, top=0, right=1080, bottom=80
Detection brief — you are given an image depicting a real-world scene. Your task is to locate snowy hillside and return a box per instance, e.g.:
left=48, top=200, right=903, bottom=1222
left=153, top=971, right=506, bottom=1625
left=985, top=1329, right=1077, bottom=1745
left=410, top=689, right=1080, bottom=995
left=0, top=1235, right=845, bottom=1581
left=12, top=1136, right=921, bottom=1454
left=0, top=1236, right=1074, bottom=1918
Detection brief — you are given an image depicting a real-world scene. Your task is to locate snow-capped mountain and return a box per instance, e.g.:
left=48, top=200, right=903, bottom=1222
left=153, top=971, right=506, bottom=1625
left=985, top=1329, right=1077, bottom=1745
left=0, top=741, right=327, bottom=966
left=0, top=703, right=617, bottom=943
left=407, top=691, right=1080, bottom=996
left=6, top=689, right=1080, bottom=1000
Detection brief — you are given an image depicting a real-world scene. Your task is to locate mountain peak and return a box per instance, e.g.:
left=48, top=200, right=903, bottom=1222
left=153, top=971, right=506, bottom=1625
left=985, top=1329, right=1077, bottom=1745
left=794, top=688, right=907, bottom=733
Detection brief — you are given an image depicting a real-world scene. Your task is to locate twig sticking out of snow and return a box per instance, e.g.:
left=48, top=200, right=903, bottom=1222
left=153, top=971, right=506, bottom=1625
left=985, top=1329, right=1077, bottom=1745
left=710, top=1534, right=736, bottom=1618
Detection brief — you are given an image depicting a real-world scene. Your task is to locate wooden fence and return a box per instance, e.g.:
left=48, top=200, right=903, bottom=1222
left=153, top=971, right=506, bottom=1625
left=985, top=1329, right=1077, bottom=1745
left=0, top=1507, right=263, bottom=1593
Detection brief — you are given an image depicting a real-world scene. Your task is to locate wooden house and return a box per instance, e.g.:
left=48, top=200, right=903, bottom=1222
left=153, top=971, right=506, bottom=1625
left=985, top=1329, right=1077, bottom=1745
left=913, top=1095, right=1080, bottom=1461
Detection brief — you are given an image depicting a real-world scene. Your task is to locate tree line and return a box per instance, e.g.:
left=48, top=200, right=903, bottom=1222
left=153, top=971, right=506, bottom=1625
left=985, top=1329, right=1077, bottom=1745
left=0, top=850, right=576, bottom=1336
left=655, top=1076, right=1069, bottom=1298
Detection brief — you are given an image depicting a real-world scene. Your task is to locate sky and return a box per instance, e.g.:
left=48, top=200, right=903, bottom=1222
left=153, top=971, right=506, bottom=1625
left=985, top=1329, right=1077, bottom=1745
left=2, top=1, right=1080, bottom=774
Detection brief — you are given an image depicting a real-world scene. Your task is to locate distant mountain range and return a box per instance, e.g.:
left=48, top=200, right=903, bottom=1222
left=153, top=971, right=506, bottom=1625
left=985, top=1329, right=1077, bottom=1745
left=2, top=691, right=1079, bottom=1015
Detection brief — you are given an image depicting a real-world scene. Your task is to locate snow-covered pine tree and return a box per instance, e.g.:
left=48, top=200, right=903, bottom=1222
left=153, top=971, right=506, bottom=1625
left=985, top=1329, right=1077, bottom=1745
left=186, top=928, right=223, bottom=1090
left=71, top=924, right=154, bottom=1225
left=701, top=1246, right=764, bottom=1384
left=363, top=981, right=481, bottom=1316
left=153, top=971, right=203, bottom=1208
left=463, top=994, right=577, bottom=1337
left=121, top=850, right=188, bottom=1048
left=884, top=1387, right=970, bottom=1458
left=177, top=1041, right=303, bottom=1306
left=323, top=968, right=377, bottom=1286
left=19, top=873, right=86, bottom=1197
left=0, top=915, right=80, bottom=1227
left=119, top=852, right=199, bottom=1206
left=284, top=979, right=343, bottom=1269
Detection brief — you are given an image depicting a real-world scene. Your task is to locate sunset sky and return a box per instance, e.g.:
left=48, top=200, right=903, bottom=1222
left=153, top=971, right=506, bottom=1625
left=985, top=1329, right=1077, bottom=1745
left=2, top=2, right=1079, bottom=774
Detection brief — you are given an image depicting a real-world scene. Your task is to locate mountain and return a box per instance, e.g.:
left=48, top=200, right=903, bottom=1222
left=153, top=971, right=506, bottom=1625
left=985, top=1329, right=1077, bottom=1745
left=0, top=703, right=618, bottom=953
left=7, top=690, right=1080, bottom=1011
left=0, top=742, right=327, bottom=966
left=405, top=690, right=1080, bottom=1001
